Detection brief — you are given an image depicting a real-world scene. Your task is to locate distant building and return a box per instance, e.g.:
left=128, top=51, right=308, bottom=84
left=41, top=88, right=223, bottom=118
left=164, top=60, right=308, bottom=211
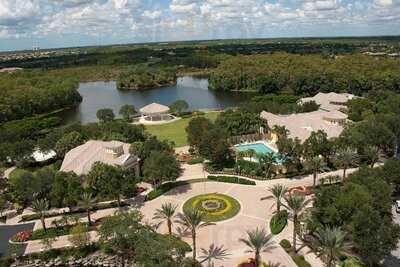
left=261, top=92, right=354, bottom=143
left=60, top=140, right=140, bottom=176
left=299, top=92, right=356, bottom=112
left=0, top=67, right=23, bottom=73
left=261, top=110, right=347, bottom=143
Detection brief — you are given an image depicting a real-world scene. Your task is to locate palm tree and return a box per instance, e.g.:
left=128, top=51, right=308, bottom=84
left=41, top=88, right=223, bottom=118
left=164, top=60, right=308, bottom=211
left=239, top=227, right=276, bottom=267
left=268, top=184, right=288, bottom=213
left=153, top=202, right=178, bottom=236
left=258, top=152, right=276, bottom=178
left=175, top=209, right=214, bottom=260
left=32, top=199, right=49, bottom=231
left=246, top=149, right=257, bottom=161
left=283, top=194, right=312, bottom=253
left=312, top=226, right=353, bottom=267
left=199, top=244, right=230, bottom=267
left=336, top=148, right=358, bottom=181
left=79, top=192, right=95, bottom=226
left=307, top=156, right=325, bottom=188
left=363, top=145, right=380, bottom=168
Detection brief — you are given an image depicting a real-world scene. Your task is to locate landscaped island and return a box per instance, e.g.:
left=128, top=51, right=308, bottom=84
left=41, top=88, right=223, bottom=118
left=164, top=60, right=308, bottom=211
left=116, top=67, right=177, bottom=90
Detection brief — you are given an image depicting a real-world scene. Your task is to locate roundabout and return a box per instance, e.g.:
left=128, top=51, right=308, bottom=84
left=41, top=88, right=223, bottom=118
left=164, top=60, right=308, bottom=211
left=182, top=193, right=241, bottom=222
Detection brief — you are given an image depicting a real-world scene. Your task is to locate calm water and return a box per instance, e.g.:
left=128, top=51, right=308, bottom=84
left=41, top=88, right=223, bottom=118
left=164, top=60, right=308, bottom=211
left=60, top=76, right=249, bottom=124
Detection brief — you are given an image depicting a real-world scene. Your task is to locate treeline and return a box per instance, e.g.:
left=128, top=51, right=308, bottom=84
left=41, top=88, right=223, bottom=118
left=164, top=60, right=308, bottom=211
left=208, top=53, right=400, bottom=95
left=117, top=67, right=177, bottom=90
left=0, top=71, right=82, bottom=123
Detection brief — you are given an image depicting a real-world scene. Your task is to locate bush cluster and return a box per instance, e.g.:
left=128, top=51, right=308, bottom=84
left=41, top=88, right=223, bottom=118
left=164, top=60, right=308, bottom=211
left=187, top=157, right=204, bottom=165
left=270, top=210, right=288, bottom=234
left=208, top=175, right=256, bottom=185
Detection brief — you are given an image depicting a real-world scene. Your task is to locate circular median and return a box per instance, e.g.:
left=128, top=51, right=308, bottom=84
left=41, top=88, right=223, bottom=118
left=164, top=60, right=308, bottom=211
left=182, top=193, right=241, bottom=222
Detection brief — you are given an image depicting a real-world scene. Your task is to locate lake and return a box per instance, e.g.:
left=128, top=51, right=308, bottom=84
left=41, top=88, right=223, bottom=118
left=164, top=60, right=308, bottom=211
left=60, top=76, right=249, bottom=124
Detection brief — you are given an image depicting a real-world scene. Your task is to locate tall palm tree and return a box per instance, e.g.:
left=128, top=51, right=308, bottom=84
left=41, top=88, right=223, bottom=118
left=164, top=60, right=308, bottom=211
left=79, top=192, right=95, bottom=226
left=336, top=148, right=358, bottom=181
left=199, top=244, right=230, bottom=267
left=175, top=209, right=214, bottom=260
left=239, top=227, right=276, bottom=267
left=32, top=199, right=49, bottom=231
left=283, top=194, right=312, bottom=253
left=312, top=226, right=353, bottom=267
left=258, top=152, right=276, bottom=178
left=268, top=184, right=288, bottom=213
left=152, top=202, right=178, bottom=236
left=307, top=156, right=325, bottom=188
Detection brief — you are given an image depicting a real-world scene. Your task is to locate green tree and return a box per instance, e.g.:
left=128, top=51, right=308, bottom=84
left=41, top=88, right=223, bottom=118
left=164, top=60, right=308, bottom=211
left=239, top=228, right=275, bottom=267
left=153, top=202, right=178, bottom=236
left=257, top=152, right=276, bottom=178
left=186, top=117, right=213, bottom=152
left=199, top=128, right=233, bottom=167
left=175, top=209, right=214, bottom=260
left=362, top=145, right=380, bottom=168
left=79, top=192, right=95, bottom=226
left=55, top=131, right=84, bottom=157
left=68, top=223, right=90, bottom=248
left=32, top=199, right=49, bottom=231
left=96, top=108, right=115, bottom=123
left=335, top=148, right=358, bottom=181
left=303, top=130, right=331, bottom=161
left=143, top=151, right=181, bottom=188
left=312, top=227, right=353, bottom=267
left=169, top=100, right=189, bottom=114
left=119, top=104, right=136, bottom=121
left=268, top=184, right=288, bottom=213
left=199, top=244, right=230, bottom=267
left=283, top=194, right=312, bottom=253
left=307, top=156, right=325, bottom=188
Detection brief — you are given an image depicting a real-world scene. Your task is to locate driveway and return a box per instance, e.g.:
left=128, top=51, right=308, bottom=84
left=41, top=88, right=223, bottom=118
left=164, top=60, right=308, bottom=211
left=140, top=181, right=297, bottom=267
left=0, top=222, right=35, bottom=257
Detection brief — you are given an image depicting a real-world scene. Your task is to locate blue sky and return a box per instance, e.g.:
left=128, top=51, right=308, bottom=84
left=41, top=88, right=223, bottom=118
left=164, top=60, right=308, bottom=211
left=0, top=0, right=399, bottom=52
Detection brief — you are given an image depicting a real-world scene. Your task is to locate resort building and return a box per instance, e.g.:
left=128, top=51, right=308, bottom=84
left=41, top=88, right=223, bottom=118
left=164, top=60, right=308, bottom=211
left=60, top=140, right=140, bottom=176
left=139, top=102, right=175, bottom=123
left=299, top=92, right=356, bottom=112
left=260, top=110, right=347, bottom=143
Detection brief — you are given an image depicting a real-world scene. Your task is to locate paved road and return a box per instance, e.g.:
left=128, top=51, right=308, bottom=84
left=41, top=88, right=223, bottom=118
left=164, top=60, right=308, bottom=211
left=383, top=206, right=400, bottom=267
left=0, top=222, right=34, bottom=257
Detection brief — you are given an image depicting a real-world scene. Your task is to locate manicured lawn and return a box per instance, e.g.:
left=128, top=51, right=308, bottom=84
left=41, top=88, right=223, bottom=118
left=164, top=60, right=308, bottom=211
left=144, top=112, right=220, bottom=147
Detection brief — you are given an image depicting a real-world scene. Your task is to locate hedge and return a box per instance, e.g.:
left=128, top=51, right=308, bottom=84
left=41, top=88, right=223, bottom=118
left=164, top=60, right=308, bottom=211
left=270, top=210, right=288, bottom=234
left=187, top=157, right=204, bottom=165
left=146, top=179, right=208, bottom=201
left=207, top=175, right=256, bottom=185
left=20, top=201, right=129, bottom=222
left=280, top=239, right=291, bottom=252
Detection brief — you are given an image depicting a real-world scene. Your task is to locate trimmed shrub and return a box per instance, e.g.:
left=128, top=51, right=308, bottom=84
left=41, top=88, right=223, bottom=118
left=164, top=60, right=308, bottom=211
left=270, top=210, right=288, bottom=234
left=280, top=239, right=291, bottom=252
left=146, top=181, right=188, bottom=201
left=187, top=157, right=204, bottom=165
left=292, top=255, right=312, bottom=267
left=208, top=175, right=256, bottom=185
left=21, top=201, right=129, bottom=222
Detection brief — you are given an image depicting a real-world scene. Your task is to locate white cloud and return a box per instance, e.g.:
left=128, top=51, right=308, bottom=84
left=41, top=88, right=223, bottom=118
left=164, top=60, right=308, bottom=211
left=142, top=10, right=162, bottom=19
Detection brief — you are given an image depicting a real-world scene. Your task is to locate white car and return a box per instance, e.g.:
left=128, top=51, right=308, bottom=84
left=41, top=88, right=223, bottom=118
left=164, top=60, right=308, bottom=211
left=396, top=200, right=400, bottom=213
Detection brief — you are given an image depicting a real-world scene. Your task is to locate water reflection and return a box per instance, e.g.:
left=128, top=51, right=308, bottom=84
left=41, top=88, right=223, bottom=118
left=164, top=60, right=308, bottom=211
left=60, top=76, right=249, bottom=124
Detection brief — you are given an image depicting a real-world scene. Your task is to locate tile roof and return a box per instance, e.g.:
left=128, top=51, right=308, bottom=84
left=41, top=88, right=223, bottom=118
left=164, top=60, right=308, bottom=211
left=60, top=140, right=138, bottom=175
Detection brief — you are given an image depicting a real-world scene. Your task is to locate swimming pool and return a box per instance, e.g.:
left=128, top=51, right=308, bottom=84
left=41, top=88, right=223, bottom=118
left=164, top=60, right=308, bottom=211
left=235, top=143, right=276, bottom=155
left=234, top=142, right=284, bottom=164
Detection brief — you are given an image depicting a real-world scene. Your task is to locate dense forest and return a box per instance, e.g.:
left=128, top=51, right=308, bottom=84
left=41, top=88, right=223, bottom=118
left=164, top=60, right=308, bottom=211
left=0, top=71, right=82, bottom=123
left=117, top=67, right=177, bottom=90
left=208, top=53, right=400, bottom=95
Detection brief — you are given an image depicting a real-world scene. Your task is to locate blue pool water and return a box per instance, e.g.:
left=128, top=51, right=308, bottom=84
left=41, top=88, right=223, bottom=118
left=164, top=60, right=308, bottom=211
left=234, top=143, right=284, bottom=164
left=235, top=143, right=276, bottom=154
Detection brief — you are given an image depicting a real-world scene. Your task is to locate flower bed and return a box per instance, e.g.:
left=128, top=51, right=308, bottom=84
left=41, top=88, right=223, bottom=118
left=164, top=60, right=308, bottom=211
left=208, top=175, right=256, bottom=185
left=269, top=210, right=288, bottom=235
left=11, top=224, right=90, bottom=242
left=10, top=231, right=32, bottom=243
left=183, top=193, right=241, bottom=222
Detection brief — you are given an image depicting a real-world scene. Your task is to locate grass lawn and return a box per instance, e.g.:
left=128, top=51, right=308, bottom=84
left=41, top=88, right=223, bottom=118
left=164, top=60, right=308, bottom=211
left=144, top=111, right=220, bottom=147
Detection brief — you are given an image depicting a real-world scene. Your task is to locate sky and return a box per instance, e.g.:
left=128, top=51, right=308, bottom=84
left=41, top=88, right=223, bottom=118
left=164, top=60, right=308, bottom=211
left=0, top=0, right=399, bottom=52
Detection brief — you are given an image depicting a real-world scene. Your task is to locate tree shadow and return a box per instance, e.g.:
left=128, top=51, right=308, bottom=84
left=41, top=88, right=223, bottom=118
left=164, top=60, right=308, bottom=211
left=383, top=254, right=400, bottom=267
